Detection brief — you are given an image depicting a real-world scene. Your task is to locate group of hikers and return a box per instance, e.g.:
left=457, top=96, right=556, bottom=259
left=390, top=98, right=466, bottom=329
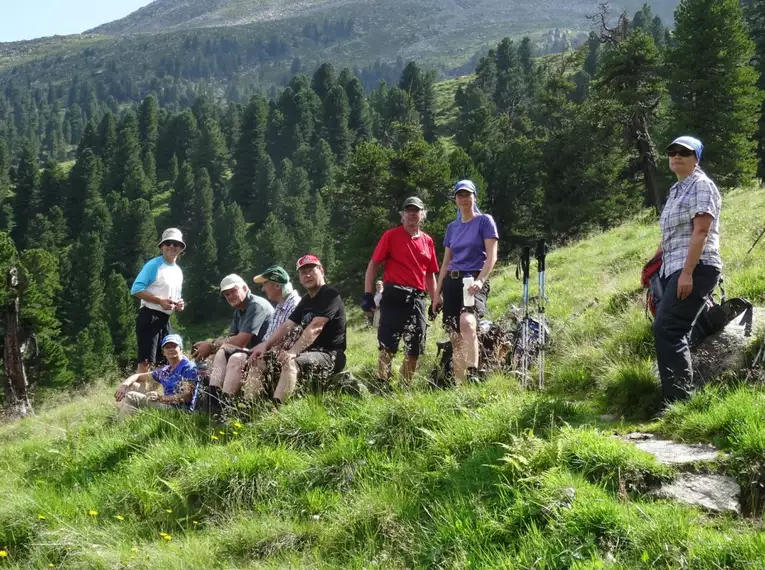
left=115, top=178, right=498, bottom=418
left=115, top=134, right=727, bottom=419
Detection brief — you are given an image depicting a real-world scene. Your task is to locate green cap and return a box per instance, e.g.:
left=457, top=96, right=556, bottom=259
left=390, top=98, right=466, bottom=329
left=253, top=265, right=290, bottom=284
left=402, top=196, right=425, bottom=210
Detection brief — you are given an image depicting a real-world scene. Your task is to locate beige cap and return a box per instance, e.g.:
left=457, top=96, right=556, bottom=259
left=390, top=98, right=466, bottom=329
left=220, top=274, right=247, bottom=292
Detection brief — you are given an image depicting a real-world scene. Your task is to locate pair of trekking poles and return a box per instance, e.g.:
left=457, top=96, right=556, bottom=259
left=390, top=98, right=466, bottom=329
left=515, top=239, right=548, bottom=389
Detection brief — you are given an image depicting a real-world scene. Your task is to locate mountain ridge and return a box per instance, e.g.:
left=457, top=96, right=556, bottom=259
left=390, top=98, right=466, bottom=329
left=88, top=0, right=679, bottom=38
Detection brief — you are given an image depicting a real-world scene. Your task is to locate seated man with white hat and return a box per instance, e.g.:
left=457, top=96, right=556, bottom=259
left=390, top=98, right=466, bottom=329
left=192, top=274, right=273, bottom=415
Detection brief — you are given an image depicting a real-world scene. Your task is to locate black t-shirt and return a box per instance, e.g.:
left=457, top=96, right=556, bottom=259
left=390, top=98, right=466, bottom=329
left=288, top=285, right=346, bottom=352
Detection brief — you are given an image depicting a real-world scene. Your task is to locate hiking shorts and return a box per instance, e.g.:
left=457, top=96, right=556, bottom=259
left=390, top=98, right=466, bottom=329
left=136, top=307, right=173, bottom=365
left=378, top=284, right=428, bottom=357
left=442, top=273, right=489, bottom=333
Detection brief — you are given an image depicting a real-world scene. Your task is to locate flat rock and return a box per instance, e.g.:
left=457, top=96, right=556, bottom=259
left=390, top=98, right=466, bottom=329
left=621, top=433, right=723, bottom=465
left=692, top=307, right=764, bottom=383
left=649, top=473, right=741, bottom=515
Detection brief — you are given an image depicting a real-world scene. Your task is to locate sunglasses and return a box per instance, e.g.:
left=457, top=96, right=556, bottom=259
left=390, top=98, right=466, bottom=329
left=162, top=241, right=183, bottom=248
left=667, top=148, right=695, bottom=158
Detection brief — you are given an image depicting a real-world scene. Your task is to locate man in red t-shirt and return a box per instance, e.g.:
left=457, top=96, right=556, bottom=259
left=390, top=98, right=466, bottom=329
left=362, top=196, right=439, bottom=382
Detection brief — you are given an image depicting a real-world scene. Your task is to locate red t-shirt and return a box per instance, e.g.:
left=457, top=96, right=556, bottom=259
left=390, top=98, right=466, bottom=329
left=372, top=226, right=439, bottom=291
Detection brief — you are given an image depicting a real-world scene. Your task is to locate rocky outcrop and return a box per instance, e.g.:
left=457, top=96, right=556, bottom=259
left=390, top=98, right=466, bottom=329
left=622, top=432, right=741, bottom=515
left=691, top=307, right=764, bottom=383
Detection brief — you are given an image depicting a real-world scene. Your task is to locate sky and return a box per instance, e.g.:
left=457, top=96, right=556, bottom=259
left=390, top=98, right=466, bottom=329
left=0, top=0, right=153, bottom=42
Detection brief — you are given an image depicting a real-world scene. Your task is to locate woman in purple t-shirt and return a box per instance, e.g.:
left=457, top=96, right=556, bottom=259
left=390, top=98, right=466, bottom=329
left=433, top=180, right=499, bottom=384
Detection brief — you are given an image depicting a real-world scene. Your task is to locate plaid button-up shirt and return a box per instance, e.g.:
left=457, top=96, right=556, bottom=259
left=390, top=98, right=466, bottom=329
left=659, top=167, right=722, bottom=277
left=264, top=290, right=301, bottom=341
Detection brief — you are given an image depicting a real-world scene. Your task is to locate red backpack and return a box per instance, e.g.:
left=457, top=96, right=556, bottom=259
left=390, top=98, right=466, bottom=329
left=641, top=249, right=663, bottom=317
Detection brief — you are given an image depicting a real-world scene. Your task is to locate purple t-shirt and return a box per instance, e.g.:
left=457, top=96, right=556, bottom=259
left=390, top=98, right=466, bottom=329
left=444, top=214, right=499, bottom=271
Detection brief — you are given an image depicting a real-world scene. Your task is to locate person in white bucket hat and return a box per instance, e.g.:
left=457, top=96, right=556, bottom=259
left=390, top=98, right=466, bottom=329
left=130, top=228, right=186, bottom=373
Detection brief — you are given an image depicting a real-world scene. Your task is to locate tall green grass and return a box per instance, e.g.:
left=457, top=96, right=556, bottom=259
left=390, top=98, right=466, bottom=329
left=2, top=187, right=765, bottom=567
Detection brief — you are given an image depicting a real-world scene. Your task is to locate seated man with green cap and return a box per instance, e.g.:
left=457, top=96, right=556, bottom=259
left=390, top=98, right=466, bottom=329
left=253, top=265, right=302, bottom=341
left=114, top=334, right=199, bottom=420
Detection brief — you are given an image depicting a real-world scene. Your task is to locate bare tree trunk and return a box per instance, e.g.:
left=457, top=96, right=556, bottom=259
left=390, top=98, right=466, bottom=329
left=631, top=112, right=663, bottom=214
left=3, top=267, right=32, bottom=418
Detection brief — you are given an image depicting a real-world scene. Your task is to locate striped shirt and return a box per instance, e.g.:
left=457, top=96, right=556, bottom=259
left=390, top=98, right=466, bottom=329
left=264, top=290, right=301, bottom=340
left=659, top=167, right=722, bottom=277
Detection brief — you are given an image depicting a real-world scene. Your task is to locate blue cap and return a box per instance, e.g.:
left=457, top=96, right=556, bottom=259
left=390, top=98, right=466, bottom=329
left=453, top=179, right=477, bottom=195
left=668, top=136, right=703, bottom=161
left=161, top=334, right=183, bottom=349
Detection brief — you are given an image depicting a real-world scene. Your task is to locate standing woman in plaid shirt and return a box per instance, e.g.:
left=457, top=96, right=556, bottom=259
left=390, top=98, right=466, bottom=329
left=653, top=136, right=722, bottom=405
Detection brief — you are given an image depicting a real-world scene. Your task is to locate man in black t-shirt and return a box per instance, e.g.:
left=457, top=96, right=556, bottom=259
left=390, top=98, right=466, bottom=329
left=247, top=254, right=346, bottom=406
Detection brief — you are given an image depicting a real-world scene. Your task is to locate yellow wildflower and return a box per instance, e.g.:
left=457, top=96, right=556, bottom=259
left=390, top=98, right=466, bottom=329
left=38, top=515, right=47, bottom=520
left=165, top=509, right=173, bottom=514
left=233, top=422, right=243, bottom=429
left=211, top=435, right=219, bottom=441
left=162, top=534, right=172, bottom=541
left=232, top=431, right=239, bottom=435
left=0, top=550, right=8, bottom=558
left=218, top=430, right=225, bottom=435
left=115, top=515, right=125, bottom=521
left=87, top=510, right=98, bottom=517
left=192, top=520, right=199, bottom=525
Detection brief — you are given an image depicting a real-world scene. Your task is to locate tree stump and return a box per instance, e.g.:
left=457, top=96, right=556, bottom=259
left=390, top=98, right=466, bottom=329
left=3, top=267, right=32, bottom=418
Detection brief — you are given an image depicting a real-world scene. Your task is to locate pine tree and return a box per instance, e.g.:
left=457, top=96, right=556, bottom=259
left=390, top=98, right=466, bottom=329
left=744, top=0, right=765, bottom=176
left=138, top=95, right=159, bottom=182
left=323, top=85, right=352, bottom=162
left=20, top=249, right=73, bottom=387
left=104, top=271, right=137, bottom=368
left=62, top=232, right=106, bottom=338
left=111, top=112, right=153, bottom=201
left=215, top=201, right=252, bottom=276
left=39, top=160, right=66, bottom=214
left=0, top=139, right=10, bottom=207
left=231, top=95, right=269, bottom=214
left=185, top=168, right=219, bottom=322
left=312, top=63, right=336, bottom=101
left=67, top=148, right=103, bottom=237
left=12, top=142, right=41, bottom=249
left=668, top=0, right=762, bottom=187
left=339, top=69, right=372, bottom=144
left=399, top=62, right=438, bottom=141
left=96, top=112, right=118, bottom=165
left=597, top=29, right=666, bottom=211
left=168, top=161, right=196, bottom=232
left=109, top=198, right=157, bottom=279
left=193, top=118, right=229, bottom=203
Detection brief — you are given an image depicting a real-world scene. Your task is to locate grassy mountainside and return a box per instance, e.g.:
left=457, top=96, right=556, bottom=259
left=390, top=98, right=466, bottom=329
left=0, top=0, right=679, bottom=98
left=1, top=186, right=764, bottom=568
left=89, top=0, right=679, bottom=38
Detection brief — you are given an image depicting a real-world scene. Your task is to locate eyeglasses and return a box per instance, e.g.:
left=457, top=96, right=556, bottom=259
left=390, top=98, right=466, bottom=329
left=163, top=241, right=183, bottom=248
left=667, top=149, right=695, bottom=158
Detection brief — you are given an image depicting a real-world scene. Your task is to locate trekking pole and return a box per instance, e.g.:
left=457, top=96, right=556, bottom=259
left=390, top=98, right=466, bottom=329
left=535, top=239, right=548, bottom=390
left=518, top=246, right=532, bottom=388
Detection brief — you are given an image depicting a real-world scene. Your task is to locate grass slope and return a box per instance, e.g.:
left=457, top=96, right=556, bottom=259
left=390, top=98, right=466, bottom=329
left=2, top=185, right=765, bottom=568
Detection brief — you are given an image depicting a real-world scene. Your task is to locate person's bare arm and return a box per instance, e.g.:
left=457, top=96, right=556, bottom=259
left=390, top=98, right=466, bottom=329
left=364, top=260, right=381, bottom=293
left=286, top=317, right=329, bottom=356
left=470, top=238, right=498, bottom=295
left=249, top=320, right=299, bottom=361
left=114, top=372, right=153, bottom=401
left=677, top=214, right=713, bottom=300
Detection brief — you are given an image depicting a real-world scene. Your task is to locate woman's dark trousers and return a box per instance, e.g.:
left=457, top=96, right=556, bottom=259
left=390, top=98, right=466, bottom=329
left=653, top=264, right=720, bottom=404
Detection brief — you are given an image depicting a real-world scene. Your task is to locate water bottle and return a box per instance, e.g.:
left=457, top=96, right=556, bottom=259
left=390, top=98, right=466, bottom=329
left=462, top=274, right=475, bottom=307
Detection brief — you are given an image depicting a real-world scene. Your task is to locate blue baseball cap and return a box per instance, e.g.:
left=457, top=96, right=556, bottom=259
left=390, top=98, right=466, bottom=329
left=453, top=179, right=477, bottom=195
left=667, top=136, right=703, bottom=161
left=161, top=334, right=183, bottom=349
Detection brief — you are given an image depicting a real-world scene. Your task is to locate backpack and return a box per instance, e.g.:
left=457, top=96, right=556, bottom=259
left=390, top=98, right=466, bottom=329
left=640, top=252, right=754, bottom=344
